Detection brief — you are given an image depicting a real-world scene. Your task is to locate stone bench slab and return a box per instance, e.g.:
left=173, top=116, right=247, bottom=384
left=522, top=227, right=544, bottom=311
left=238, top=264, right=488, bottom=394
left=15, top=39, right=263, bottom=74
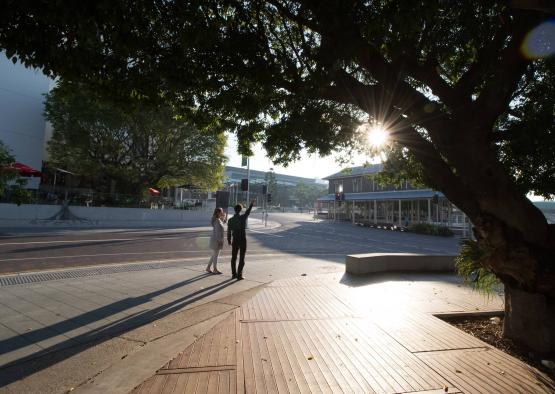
left=345, top=253, right=456, bottom=275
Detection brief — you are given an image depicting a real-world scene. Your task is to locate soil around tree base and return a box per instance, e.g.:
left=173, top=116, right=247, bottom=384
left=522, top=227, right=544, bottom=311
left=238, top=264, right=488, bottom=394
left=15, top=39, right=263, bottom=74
left=442, top=315, right=555, bottom=380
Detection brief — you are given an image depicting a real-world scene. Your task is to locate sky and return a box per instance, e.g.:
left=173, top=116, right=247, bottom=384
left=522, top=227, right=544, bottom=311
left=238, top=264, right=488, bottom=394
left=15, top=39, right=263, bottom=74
left=223, top=133, right=371, bottom=180
left=224, top=133, right=549, bottom=202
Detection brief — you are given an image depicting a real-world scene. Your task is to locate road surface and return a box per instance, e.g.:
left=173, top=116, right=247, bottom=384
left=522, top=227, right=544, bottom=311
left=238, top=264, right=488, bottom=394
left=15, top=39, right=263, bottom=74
left=0, top=212, right=460, bottom=274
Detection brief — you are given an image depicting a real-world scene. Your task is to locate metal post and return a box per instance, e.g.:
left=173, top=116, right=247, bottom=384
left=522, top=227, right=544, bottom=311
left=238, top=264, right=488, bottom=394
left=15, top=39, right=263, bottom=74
left=427, top=199, right=431, bottom=223
left=398, top=199, right=402, bottom=227
left=246, top=157, right=250, bottom=204
left=373, top=200, right=377, bottom=224
left=417, top=200, right=420, bottom=223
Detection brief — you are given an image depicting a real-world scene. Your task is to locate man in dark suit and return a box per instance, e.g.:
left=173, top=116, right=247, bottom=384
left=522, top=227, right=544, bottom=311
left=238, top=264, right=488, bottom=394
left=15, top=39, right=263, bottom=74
left=227, top=200, right=254, bottom=280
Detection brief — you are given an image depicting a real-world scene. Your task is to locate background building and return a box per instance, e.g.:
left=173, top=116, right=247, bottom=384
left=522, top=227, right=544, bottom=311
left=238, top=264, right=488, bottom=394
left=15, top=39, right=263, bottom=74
left=224, top=166, right=320, bottom=186
left=318, top=164, right=468, bottom=230
left=224, top=166, right=325, bottom=208
left=0, top=55, right=52, bottom=190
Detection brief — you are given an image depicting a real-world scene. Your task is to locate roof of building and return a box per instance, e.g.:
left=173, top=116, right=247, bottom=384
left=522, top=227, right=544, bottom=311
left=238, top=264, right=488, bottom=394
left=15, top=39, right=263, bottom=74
left=224, top=166, right=320, bottom=186
left=323, top=164, right=383, bottom=180
left=318, top=189, right=444, bottom=201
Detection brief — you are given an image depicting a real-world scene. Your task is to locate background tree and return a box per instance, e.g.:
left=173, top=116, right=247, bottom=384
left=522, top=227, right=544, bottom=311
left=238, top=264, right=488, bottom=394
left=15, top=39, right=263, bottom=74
left=293, top=182, right=327, bottom=208
left=264, top=170, right=278, bottom=202
left=0, top=139, right=16, bottom=195
left=45, top=81, right=226, bottom=195
left=2, top=1, right=554, bottom=352
left=0, top=140, right=33, bottom=205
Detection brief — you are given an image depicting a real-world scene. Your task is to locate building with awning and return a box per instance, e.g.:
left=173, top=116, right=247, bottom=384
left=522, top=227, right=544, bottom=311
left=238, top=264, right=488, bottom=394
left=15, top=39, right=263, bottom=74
left=317, top=165, right=469, bottom=231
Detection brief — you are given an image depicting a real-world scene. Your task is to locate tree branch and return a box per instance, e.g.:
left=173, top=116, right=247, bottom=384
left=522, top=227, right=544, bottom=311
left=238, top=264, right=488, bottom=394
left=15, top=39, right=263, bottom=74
left=454, top=17, right=513, bottom=99
left=472, top=13, right=539, bottom=128
left=509, top=0, right=555, bottom=14
left=401, top=58, right=462, bottom=108
left=265, top=0, right=321, bottom=33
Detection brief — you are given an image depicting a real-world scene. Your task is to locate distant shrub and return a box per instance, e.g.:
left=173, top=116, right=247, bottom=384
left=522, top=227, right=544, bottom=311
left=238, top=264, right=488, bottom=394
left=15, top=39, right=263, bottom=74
left=408, top=223, right=454, bottom=237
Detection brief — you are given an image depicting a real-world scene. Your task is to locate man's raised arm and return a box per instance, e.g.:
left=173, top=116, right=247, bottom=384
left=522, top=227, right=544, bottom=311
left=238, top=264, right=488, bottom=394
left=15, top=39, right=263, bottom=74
left=244, top=201, right=254, bottom=218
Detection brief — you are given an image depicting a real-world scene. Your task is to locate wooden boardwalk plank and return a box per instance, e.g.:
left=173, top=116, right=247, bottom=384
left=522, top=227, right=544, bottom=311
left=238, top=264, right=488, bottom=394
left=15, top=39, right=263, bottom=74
left=372, top=311, right=487, bottom=352
left=268, top=318, right=311, bottom=393
left=161, top=313, right=236, bottom=371
left=324, top=319, right=412, bottom=393
left=131, top=274, right=552, bottom=394
left=259, top=322, right=293, bottom=394
left=254, top=321, right=279, bottom=393
left=241, top=321, right=257, bottom=393
left=303, top=318, right=376, bottom=393
left=286, top=320, right=337, bottom=393
left=240, top=318, right=446, bottom=394
left=160, top=374, right=179, bottom=394
left=417, top=348, right=555, bottom=394
left=240, top=286, right=353, bottom=321
left=234, top=309, right=245, bottom=394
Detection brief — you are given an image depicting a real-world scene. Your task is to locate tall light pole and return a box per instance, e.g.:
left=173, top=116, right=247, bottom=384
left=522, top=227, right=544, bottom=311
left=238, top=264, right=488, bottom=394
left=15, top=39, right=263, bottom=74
left=246, top=156, right=250, bottom=204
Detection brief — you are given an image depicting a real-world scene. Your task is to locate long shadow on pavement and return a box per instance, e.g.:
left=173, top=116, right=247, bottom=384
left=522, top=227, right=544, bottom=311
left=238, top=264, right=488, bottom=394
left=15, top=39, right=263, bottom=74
left=0, top=272, right=237, bottom=386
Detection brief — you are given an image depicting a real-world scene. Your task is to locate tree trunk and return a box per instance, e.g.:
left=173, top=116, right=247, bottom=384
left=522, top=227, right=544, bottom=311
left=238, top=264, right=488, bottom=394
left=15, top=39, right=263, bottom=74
left=504, top=283, right=555, bottom=356
left=462, top=193, right=555, bottom=354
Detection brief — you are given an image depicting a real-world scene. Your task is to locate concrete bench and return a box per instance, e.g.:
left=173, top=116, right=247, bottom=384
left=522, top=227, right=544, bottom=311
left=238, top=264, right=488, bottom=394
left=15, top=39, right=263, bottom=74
left=345, top=253, right=456, bottom=275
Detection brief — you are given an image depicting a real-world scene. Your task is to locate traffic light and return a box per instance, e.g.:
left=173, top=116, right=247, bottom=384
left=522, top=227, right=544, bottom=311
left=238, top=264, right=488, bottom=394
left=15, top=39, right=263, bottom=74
left=241, top=178, right=249, bottom=191
left=267, top=193, right=272, bottom=203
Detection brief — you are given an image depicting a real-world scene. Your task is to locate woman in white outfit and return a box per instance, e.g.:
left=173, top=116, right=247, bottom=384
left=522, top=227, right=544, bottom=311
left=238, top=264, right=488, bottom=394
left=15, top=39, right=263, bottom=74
left=206, top=207, right=226, bottom=274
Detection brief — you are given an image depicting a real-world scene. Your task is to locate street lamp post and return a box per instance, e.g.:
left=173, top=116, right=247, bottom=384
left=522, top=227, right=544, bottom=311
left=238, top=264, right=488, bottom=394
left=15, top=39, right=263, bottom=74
left=246, top=156, right=250, bottom=204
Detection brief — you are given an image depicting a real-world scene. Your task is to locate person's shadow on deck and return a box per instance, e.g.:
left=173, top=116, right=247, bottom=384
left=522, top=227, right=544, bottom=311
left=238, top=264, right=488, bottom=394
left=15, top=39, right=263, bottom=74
left=0, top=272, right=236, bottom=387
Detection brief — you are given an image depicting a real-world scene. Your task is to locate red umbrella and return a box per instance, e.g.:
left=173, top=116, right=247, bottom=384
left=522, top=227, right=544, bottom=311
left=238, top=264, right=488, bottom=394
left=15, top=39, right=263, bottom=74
left=5, top=162, right=42, bottom=177
left=148, top=187, right=160, bottom=196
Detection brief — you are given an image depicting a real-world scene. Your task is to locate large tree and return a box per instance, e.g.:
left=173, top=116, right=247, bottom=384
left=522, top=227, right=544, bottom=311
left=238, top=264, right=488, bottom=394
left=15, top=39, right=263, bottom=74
left=293, top=181, right=328, bottom=208
left=1, top=1, right=554, bottom=352
left=45, top=81, right=226, bottom=194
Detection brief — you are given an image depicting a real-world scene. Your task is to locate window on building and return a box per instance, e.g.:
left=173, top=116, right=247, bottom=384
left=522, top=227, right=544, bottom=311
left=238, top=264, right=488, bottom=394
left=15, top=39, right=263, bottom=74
left=335, top=181, right=343, bottom=193
left=353, top=177, right=362, bottom=193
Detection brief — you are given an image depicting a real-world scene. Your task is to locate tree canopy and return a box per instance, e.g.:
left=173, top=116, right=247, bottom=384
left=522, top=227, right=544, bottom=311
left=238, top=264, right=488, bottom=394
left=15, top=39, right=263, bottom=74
left=45, top=81, right=226, bottom=194
left=293, top=181, right=327, bottom=207
left=1, top=0, right=555, bottom=351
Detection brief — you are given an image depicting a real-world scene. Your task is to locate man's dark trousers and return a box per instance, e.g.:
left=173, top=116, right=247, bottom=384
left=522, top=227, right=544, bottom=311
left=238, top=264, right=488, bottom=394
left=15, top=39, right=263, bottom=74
left=231, top=239, right=246, bottom=277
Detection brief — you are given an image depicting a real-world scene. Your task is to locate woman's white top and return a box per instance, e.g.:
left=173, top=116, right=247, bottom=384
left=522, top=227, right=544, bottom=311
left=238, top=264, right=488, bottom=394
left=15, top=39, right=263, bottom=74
left=209, top=218, right=225, bottom=250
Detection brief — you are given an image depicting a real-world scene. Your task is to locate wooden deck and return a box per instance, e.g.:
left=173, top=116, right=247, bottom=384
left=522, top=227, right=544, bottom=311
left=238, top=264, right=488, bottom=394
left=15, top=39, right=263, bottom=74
left=132, top=312, right=238, bottom=394
left=132, top=273, right=555, bottom=393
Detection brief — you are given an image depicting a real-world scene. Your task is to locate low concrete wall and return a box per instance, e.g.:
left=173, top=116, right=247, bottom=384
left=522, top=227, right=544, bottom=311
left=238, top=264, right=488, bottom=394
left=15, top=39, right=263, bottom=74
left=0, top=203, right=210, bottom=228
left=0, top=203, right=60, bottom=221
left=345, top=253, right=456, bottom=275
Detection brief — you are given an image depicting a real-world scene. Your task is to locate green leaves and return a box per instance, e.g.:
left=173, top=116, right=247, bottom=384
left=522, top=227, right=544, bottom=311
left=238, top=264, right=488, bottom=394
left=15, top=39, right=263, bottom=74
left=497, top=59, right=555, bottom=199
left=44, top=81, right=226, bottom=194
left=292, top=181, right=327, bottom=207
left=455, top=239, right=500, bottom=295
left=0, top=140, right=17, bottom=195
left=1, top=1, right=552, bottom=226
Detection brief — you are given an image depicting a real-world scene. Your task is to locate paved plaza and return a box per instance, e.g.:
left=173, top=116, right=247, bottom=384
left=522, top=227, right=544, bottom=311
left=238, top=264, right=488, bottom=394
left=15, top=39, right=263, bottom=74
left=132, top=273, right=554, bottom=393
left=0, top=213, right=552, bottom=393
